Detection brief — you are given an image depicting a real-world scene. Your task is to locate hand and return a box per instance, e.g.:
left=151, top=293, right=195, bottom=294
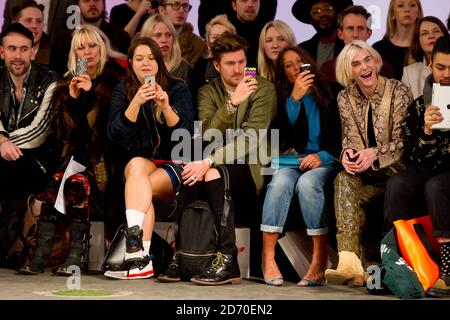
left=341, top=148, right=360, bottom=175
left=353, top=148, right=377, bottom=173
left=69, top=74, right=92, bottom=98
left=291, top=70, right=315, bottom=101
left=299, top=153, right=321, bottom=171
left=132, top=83, right=154, bottom=106
left=0, top=140, right=23, bottom=161
left=152, top=84, right=170, bottom=110
left=137, top=0, right=152, bottom=15
left=182, top=159, right=211, bottom=186
left=424, top=105, right=443, bottom=135
left=230, top=76, right=258, bottom=106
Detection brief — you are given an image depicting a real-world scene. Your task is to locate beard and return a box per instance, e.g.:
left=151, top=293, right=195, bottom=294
left=312, top=18, right=338, bottom=37
left=82, top=10, right=104, bottom=23
left=7, top=60, right=31, bottom=78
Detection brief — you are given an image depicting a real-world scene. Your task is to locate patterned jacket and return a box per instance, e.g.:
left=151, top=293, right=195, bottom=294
left=337, top=76, right=413, bottom=174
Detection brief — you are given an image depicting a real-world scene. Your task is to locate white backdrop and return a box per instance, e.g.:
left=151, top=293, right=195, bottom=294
left=0, top=0, right=448, bottom=44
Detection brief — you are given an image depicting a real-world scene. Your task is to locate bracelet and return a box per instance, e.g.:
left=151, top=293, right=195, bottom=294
left=226, top=98, right=238, bottom=115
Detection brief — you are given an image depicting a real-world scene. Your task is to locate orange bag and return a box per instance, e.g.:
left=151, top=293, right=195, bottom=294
left=394, top=215, right=440, bottom=291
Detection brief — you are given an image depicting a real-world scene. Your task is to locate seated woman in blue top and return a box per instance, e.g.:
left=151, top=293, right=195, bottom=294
left=105, top=37, right=194, bottom=280
left=261, top=46, right=342, bottom=287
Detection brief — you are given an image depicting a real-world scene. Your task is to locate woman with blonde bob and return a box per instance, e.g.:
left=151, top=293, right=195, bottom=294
left=140, top=13, right=191, bottom=82
left=19, top=25, right=127, bottom=276
left=257, top=20, right=297, bottom=82
left=325, top=40, right=413, bottom=287
left=373, top=0, right=423, bottom=80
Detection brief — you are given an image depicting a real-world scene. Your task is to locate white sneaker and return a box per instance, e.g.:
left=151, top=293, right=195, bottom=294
left=104, top=257, right=154, bottom=280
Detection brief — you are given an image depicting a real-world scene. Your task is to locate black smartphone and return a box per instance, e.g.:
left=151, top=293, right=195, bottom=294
left=75, top=57, right=88, bottom=76
left=300, top=64, right=311, bottom=73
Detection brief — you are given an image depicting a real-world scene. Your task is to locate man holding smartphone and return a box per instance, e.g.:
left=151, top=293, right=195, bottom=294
left=384, top=36, right=450, bottom=298
left=0, top=23, right=59, bottom=206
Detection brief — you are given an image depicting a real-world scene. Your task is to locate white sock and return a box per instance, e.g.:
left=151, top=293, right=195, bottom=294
left=125, top=209, right=145, bottom=228
left=143, top=241, right=151, bottom=256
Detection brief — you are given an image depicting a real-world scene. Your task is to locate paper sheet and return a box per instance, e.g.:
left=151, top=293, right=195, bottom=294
left=54, top=156, right=86, bottom=214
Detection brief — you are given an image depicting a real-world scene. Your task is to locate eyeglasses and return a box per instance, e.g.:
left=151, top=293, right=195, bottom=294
left=165, top=2, right=192, bottom=12
left=310, top=6, right=334, bottom=16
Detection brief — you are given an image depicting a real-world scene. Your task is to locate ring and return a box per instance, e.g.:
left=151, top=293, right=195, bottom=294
left=190, top=176, right=197, bottom=180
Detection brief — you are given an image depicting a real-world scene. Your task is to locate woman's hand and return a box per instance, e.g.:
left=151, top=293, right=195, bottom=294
left=424, top=105, right=443, bottom=135
left=299, top=153, right=321, bottom=171
left=69, top=74, right=92, bottom=98
left=131, top=83, right=154, bottom=106
left=291, top=70, right=315, bottom=101
left=152, top=84, right=170, bottom=110
left=182, top=159, right=211, bottom=186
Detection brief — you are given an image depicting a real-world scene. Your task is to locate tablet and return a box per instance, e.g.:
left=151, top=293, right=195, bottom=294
left=431, top=83, right=450, bottom=130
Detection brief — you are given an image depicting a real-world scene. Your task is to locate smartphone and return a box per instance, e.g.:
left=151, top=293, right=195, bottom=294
left=300, top=64, right=311, bottom=73
left=144, top=75, right=156, bottom=86
left=75, top=57, right=88, bottom=76
left=244, top=67, right=257, bottom=82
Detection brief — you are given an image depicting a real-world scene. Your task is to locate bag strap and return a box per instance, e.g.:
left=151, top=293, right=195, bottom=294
left=217, top=165, right=232, bottom=227
left=413, top=223, right=440, bottom=264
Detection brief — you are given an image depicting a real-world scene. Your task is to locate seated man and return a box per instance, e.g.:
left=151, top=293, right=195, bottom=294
left=384, top=35, right=450, bottom=298
left=0, top=23, right=59, bottom=206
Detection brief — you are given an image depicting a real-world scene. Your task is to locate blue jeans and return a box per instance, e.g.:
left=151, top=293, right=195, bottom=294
left=261, top=166, right=338, bottom=236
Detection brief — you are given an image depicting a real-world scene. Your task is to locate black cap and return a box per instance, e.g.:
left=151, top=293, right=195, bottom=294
left=0, top=22, right=34, bottom=46
left=292, top=0, right=353, bottom=24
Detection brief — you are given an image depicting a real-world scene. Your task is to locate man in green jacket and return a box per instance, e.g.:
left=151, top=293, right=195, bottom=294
left=157, top=32, right=277, bottom=285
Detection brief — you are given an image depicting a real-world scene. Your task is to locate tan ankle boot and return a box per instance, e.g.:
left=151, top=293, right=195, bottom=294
left=324, top=251, right=364, bottom=286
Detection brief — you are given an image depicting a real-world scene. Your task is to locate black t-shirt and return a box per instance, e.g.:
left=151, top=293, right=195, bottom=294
left=110, top=3, right=150, bottom=35
left=373, top=37, right=408, bottom=81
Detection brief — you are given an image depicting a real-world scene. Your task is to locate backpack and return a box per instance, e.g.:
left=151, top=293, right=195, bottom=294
left=177, top=166, right=233, bottom=281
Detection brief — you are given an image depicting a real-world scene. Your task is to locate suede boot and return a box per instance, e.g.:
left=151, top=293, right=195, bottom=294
left=324, top=251, right=364, bottom=287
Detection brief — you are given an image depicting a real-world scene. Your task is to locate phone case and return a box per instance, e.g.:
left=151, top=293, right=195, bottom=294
left=244, top=67, right=256, bottom=80
left=144, top=75, right=156, bottom=85
left=76, top=58, right=88, bottom=76
left=431, top=84, right=450, bottom=130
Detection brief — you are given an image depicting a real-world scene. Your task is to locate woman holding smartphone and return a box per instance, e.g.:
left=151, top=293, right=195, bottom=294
left=105, top=37, right=194, bottom=280
left=19, top=25, right=127, bottom=275
left=261, top=46, right=342, bottom=287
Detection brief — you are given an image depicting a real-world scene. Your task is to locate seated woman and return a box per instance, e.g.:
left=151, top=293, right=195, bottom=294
left=324, top=40, right=413, bottom=287
left=104, top=37, right=194, bottom=280
left=261, top=47, right=342, bottom=287
left=140, top=14, right=192, bottom=83
left=19, top=25, right=127, bottom=275
left=257, top=20, right=297, bottom=82
left=402, top=16, right=447, bottom=99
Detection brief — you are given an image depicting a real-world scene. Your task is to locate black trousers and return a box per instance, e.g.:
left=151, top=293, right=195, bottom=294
left=384, top=167, right=450, bottom=238
left=178, top=164, right=257, bottom=254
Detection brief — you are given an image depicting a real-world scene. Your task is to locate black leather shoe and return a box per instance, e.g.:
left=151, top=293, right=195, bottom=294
left=190, top=252, right=241, bottom=285
left=157, top=260, right=181, bottom=283
left=427, top=274, right=450, bottom=298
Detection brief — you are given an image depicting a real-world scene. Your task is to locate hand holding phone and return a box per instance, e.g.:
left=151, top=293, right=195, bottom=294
left=300, top=64, right=311, bottom=73
left=75, top=57, right=88, bottom=76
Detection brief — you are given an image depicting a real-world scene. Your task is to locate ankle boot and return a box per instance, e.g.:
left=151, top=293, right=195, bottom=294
left=19, top=221, right=56, bottom=274
left=325, top=251, right=364, bottom=286
left=157, top=251, right=180, bottom=283
left=55, top=222, right=90, bottom=276
left=190, top=251, right=241, bottom=285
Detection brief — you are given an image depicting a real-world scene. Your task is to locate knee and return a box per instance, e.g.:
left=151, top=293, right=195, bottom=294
left=204, top=168, right=220, bottom=182
left=267, top=169, right=295, bottom=190
left=385, top=173, right=410, bottom=197
left=425, top=176, right=446, bottom=200
left=124, top=157, right=155, bottom=178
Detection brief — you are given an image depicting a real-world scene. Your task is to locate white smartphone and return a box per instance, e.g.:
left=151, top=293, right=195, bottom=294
left=144, top=75, right=156, bottom=86
left=431, top=83, right=450, bottom=130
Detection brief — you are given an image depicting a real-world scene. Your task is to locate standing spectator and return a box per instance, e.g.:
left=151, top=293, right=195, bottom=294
left=158, top=0, right=205, bottom=67
left=0, top=23, right=60, bottom=204
left=18, top=25, right=126, bottom=275
left=324, top=40, right=413, bottom=287
left=110, top=0, right=158, bottom=38
left=104, top=37, right=194, bottom=280
left=257, top=20, right=297, bottom=82
left=320, top=5, right=395, bottom=83
left=50, top=0, right=131, bottom=75
left=373, top=0, right=423, bottom=80
left=261, top=46, right=341, bottom=287
left=189, top=14, right=236, bottom=100
left=140, top=13, right=191, bottom=82
left=10, top=0, right=50, bottom=66
left=292, top=0, right=353, bottom=69
left=2, top=0, right=73, bottom=44
left=402, top=16, right=447, bottom=99
left=384, top=36, right=450, bottom=298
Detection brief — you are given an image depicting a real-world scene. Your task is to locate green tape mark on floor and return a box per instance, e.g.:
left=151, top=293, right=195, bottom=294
left=53, top=290, right=114, bottom=297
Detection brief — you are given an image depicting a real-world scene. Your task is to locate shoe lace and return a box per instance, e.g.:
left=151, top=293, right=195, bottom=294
left=209, top=252, right=224, bottom=272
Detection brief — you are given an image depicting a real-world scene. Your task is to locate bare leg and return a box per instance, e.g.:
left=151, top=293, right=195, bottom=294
left=262, top=232, right=282, bottom=281
left=302, top=234, right=328, bottom=282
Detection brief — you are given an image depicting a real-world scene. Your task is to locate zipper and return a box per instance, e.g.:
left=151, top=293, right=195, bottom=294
left=179, top=251, right=216, bottom=257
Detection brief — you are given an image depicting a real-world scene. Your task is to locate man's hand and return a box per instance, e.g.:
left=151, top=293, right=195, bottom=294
left=0, top=140, right=23, bottom=161
left=353, top=148, right=377, bottom=173
left=230, top=76, right=258, bottom=106
left=341, top=148, right=360, bottom=175
left=424, top=105, right=443, bottom=135
left=182, top=159, right=211, bottom=186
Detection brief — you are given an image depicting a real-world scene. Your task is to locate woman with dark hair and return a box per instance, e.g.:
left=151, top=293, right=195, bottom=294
left=18, top=25, right=127, bottom=275
left=402, top=16, right=448, bottom=99
left=260, top=46, right=342, bottom=287
left=104, top=37, right=195, bottom=280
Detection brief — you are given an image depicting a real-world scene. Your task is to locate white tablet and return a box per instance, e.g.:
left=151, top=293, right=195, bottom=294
left=431, top=83, right=450, bottom=130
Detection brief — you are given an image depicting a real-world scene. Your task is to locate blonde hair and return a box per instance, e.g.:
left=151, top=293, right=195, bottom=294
left=384, top=0, right=423, bottom=39
left=335, top=40, right=382, bottom=87
left=67, top=25, right=108, bottom=77
left=140, top=13, right=181, bottom=72
left=204, top=14, right=236, bottom=55
left=257, top=20, right=297, bottom=82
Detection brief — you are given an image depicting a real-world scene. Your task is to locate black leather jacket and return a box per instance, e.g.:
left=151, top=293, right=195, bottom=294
left=0, top=62, right=59, bottom=148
